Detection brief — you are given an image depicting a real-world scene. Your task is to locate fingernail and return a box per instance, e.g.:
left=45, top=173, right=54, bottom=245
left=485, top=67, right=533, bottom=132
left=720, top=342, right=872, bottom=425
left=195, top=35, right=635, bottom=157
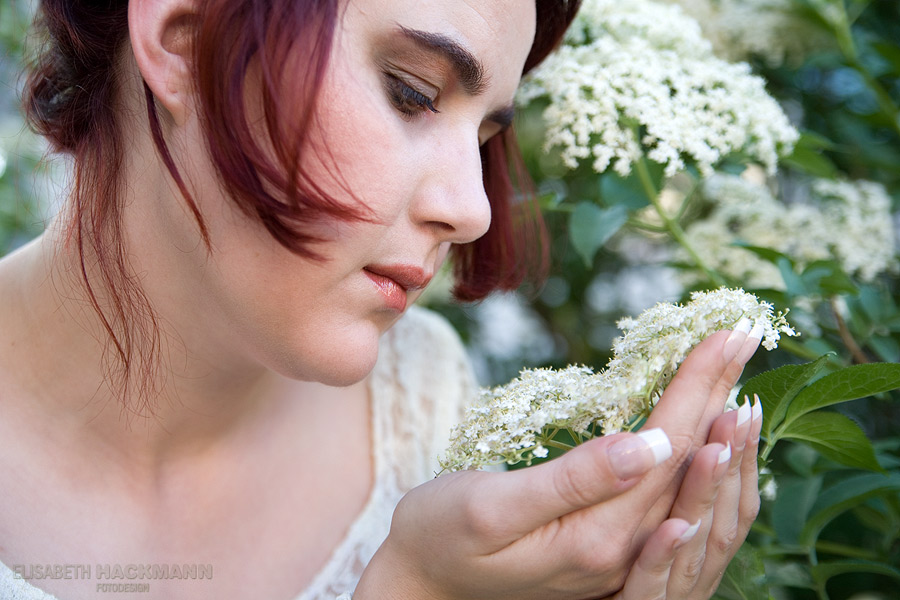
left=736, top=396, right=752, bottom=427
left=717, top=442, right=732, bottom=465
left=722, top=318, right=752, bottom=362
left=676, top=519, right=702, bottom=547
left=751, top=394, right=763, bottom=444
left=608, top=428, right=672, bottom=480
left=751, top=394, right=763, bottom=422
left=736, top=321, right=764, bottom=365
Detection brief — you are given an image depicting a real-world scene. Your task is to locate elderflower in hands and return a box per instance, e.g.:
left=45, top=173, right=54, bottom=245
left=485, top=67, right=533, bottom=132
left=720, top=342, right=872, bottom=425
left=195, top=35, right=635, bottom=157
left=440, top=288, right=795, bottom=472
left=516, top=0, right=799, bottom=178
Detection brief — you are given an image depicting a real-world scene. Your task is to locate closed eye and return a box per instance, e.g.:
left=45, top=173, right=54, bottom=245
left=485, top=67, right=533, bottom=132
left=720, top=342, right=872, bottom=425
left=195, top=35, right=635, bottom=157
left=384, top=73, right=439, bottom=119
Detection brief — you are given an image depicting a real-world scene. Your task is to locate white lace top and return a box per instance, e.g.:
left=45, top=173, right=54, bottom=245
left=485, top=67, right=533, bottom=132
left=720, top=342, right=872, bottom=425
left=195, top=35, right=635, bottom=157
left=0, top=306, right=478, bottom=600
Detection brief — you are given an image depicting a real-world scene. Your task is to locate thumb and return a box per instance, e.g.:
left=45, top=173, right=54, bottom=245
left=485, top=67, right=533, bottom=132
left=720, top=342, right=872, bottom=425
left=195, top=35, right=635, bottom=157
left=488, top=429, right=673, bottom=539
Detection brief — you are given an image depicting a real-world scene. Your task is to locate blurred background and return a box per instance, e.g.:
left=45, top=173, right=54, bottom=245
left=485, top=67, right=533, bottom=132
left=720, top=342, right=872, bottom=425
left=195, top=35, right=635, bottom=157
left=1, top=0, right=898, bottom=598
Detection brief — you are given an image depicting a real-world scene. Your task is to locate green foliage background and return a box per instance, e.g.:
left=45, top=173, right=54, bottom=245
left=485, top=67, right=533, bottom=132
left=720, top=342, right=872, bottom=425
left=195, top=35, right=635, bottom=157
left=0, top=0, right=897, bottom=599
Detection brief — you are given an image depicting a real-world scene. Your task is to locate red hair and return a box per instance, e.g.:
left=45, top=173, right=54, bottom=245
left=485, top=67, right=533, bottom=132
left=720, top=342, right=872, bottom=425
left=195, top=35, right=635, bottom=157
left=24, top=0, right=580, bottom=407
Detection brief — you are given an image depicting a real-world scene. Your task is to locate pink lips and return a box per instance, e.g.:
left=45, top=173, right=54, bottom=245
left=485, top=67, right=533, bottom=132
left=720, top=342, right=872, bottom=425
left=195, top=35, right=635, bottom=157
left=363, top=265, right=432, bottom=312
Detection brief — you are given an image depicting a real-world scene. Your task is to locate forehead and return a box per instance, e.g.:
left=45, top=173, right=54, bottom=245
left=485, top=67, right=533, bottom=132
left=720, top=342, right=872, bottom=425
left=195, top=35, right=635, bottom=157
left=341, top=0, right=537, bottom=95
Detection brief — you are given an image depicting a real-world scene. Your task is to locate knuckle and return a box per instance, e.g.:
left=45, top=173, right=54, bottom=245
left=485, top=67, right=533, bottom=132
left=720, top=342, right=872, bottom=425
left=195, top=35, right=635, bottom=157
left=683, top=551, right=707, bottom=581
left=459, top=496, right=503, bottom=539
left=552, top=462, right=598, bottom=509
left=570, top=543, right=624, bottom=576
left=712, top=524, right=740, bottom=555
left=668, top=432, right=696, bottom=464
left=740, top=493, right=762, bottom=531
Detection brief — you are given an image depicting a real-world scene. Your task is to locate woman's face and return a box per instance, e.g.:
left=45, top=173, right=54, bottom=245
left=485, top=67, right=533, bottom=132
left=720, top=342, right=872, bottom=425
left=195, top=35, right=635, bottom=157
left=155, top=0, right=536, bottom=386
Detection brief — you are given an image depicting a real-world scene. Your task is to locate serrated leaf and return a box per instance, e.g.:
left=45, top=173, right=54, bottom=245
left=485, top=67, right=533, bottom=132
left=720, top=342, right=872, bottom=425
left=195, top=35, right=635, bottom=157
left=712, top=543, right=769, bottom=600
left=738, top=355, right=832, bottom=439
left=784, top=363, right=900, bottom=423
left=800, top=472, right=900, bottom=546
left=568, top=203, right=628, bottom=268
left=811, top=560, right=900, bottom=584
left=780, top=412, right=883, bottom=472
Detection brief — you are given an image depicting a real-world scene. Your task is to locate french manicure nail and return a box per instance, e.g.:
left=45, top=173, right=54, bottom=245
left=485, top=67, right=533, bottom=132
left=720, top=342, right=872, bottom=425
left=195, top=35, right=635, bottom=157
left=751, top=394, right=763, bottom=422
left=736, top=321, right=764, bottom=365
left=717, top=442, right=732, bottom=465
left=736, top=396, right=752, bottom=427
left=608, top=428, right=672, bottom=480
left=722, top=317, right=752, bottom=362
left=676, top=519, right=702, bottom=546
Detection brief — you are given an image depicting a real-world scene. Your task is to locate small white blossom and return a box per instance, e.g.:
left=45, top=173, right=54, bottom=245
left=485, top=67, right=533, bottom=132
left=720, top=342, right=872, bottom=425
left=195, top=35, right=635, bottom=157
left=517, top=0, right=798, bottom=178
left=664, top=0, right=833, bottom=67
left=682, top=174, right=899, bottom=289
left=440, top=288, right=795, bottom=472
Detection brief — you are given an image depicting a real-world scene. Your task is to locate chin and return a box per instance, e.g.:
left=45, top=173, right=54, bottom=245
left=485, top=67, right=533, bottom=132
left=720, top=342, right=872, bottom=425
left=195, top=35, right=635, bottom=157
left=270, top=325, right=382, bottom=387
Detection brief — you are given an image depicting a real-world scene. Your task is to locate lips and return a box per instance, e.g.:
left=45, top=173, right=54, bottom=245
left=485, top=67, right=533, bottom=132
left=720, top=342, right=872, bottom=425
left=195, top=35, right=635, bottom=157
left=363, top=264, right=432, bottom=312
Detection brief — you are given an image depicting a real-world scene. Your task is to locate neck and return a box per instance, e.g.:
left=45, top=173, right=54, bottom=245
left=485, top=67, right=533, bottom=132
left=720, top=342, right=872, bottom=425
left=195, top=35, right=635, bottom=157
left=0, top=220, right=358, bottom=474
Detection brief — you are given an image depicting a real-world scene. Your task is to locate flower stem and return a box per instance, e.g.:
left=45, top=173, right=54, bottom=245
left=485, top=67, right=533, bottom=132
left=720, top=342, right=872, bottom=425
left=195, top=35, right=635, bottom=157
left=544, top=439, right=575, bottom=452
left=634, top=157, right=726, bottom=286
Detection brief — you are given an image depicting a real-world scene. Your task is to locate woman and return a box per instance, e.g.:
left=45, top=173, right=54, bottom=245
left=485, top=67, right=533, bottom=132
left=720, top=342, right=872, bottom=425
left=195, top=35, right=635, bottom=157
left=0, top=0, right=763, bottom=598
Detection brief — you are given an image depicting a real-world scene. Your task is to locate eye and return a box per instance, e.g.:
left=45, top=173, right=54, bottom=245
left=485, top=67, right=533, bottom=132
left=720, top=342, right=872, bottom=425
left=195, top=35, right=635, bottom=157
left=384, top=73, right=439, bottom=118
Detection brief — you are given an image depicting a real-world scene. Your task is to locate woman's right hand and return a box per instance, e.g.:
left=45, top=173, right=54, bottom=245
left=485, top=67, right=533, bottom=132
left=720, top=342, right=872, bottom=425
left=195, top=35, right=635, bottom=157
left=354, top=325, right=763, bottom=600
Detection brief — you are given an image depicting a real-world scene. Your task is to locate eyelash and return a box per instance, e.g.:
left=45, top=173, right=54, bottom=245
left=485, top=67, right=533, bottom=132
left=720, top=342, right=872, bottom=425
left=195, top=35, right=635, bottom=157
left=384, top=74, right=439, bottom=118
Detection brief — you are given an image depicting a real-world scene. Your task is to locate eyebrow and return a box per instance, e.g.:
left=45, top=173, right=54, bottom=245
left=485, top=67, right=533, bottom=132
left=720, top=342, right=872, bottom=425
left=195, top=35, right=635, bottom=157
left=398, top=26, right=487, bottom=95
left=396, top=26, right=515, bottom=129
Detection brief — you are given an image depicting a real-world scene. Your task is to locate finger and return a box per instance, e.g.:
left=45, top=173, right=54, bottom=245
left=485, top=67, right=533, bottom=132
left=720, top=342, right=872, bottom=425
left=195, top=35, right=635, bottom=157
left=694, top=397, right=762, bottom=595
left=646, top=322, right=761, bottom=460
left=612, top=518, right=700, bottom=600
left=484, top=429, right=673, bottom=539
left=629, top=327, right=758, bottom=528
left=665, top=442, right=731, bottom=597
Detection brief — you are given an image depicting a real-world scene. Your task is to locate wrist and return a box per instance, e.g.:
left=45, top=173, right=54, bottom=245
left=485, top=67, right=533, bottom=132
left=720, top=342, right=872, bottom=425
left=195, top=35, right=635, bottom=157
left=355, top=541, right=448, bottom=600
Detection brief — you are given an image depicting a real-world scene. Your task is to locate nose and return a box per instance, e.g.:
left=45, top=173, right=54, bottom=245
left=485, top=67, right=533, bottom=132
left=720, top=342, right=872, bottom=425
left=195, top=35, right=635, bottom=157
left=409, top=131, right=492, bottom=245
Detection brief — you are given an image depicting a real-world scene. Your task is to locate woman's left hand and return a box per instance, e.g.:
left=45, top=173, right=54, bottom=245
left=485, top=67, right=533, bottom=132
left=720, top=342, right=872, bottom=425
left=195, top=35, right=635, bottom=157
left=607, top=397, right=763, bottom=599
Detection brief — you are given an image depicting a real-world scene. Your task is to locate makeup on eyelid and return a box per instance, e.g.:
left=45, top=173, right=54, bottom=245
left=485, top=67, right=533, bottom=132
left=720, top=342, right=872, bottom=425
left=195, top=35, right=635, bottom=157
left=372, top=28, right=517, bottom=139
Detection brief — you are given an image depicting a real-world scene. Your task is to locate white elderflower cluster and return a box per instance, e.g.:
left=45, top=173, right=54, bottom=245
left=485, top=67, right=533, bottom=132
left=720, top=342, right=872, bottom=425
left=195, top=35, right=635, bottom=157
left=682, top=175, right=898, bottom=289
left=664, top=0, right=833, bottom=67
left=517, top=0, right=798, bottom=178
left=440, top=288, right=795, bottom=472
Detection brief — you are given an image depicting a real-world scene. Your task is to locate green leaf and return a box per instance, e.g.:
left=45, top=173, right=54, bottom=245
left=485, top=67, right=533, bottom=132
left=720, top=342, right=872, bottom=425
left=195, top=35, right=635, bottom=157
left=568, top=202, right=628, bottom=267
left=598, top=172, right=652, bottom=211
left=763, top=562, right=814, bottom=590
left=738, top=355, right=832, bottom=440
left=811, top=560, right=900, bottom=584
left=712, top=543, right=769, bottom=600
left=777, top=258, right=806, bottom=298
left=782, top=145, right=839, bottom=178
left=772, top=476, right=823, bottom=544
left=800, top=472, right=900, bottom=546
left=869, top=335, right=900, bottom=363
left=873, top=41, right=900, bottom=75
left=731, top=243, right=793, bottom=267
left=780, top=412, right=883, bottom=472
left=785, top=363, right=900, bottom=423
left=800, top=260, right=859, bottom=296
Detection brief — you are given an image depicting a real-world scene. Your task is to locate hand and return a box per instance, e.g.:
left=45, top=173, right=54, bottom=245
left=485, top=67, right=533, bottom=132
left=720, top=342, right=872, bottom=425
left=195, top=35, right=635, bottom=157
left=354, top=326, right=763, bottom=600
left=610, top=396, right=763, bottom=599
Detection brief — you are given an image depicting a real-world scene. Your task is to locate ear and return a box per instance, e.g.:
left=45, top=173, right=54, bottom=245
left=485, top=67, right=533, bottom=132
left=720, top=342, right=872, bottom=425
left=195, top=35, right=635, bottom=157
left=129, top=0, right=199, bottom=126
